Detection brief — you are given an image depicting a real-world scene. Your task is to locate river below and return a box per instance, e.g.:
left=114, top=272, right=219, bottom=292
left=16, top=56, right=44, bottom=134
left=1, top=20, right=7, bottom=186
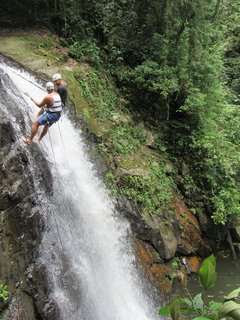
left=175, top=256, right=240, bottom=301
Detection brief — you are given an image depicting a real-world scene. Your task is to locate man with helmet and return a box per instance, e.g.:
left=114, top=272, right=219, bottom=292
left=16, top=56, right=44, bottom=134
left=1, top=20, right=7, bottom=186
left=52, top=73, right=68, bottom=108
left=22, top=81, right=62, bottom=144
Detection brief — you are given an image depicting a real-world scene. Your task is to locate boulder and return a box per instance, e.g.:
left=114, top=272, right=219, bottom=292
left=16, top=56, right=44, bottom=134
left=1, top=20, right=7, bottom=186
left=171, top=195, right=202, bottom=255
left=116, top=195, right=177, bottom=260
left=134, top=239, right=173, bottom=294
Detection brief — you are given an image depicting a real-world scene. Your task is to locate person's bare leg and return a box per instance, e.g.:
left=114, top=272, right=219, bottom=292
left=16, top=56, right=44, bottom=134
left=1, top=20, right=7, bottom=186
left=38, top=126, right=48, bottom=142
left=26, top=120, right=39, bottom=143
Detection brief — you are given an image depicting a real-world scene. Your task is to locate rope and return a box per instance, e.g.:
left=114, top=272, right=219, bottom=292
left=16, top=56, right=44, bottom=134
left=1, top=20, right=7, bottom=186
left=40, top=139, right=48, bottom=150
left=12, top=69, right=45, bottom=91
left=53, top=173, right=79, bottom=251
left=46, top=135, right=81, bottom=254
left=57, top=122, right=68, bottom=160
left=45, top=129, right=68, bottom=250
left=18, top=95, right=78, bottom=254
left=52, top=207, right=65, bottom=250
left=49, top=120, right=83, bottom=255
left=7, top=68, right=67, bottom=250
left=48, top=129, right=56, bottom=163
left=40, top=127, right=82, bottom=257
left=48, top=127, right=84, bottom=255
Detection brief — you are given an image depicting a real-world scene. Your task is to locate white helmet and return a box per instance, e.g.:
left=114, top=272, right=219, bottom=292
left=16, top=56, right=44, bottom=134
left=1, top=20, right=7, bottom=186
left=46, top=81, right=54, bottom=90
left=52, top=73, right=62, bottom=81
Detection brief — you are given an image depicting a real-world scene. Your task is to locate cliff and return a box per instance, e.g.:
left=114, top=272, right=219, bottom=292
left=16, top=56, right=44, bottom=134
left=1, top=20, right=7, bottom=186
left=0, top=29, right=238, bottom=304
left=0, top=69, right=59, bottom=319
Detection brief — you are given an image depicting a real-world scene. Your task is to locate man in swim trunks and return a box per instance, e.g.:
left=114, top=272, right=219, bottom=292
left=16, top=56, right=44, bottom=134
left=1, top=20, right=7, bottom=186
left=23, top=82, right=62, bottom=144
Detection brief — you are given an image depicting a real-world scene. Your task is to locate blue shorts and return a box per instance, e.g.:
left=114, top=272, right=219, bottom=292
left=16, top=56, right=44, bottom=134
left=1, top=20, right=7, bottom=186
left=38, top=112, right=61, bottom=127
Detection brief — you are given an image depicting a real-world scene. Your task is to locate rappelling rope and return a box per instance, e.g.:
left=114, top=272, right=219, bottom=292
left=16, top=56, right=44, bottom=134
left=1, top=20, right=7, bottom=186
left=47, top=144, right=80, bottom=252
left=51, top=205, right=65, bottom=250
left=20, top=91, right=49, bottom=153
left=45, top=124, right=83, bottom=254
left=6, top=69, right=68, bottom=250
left=46, top=129, right=68, bottom=250
left=57, top=121, right=68, bottom=160
left=12, top=69, right=45, bottom=91
left=22, top=81, right=67, bottom=161
left=12, top=71, right=67, bottom=160
left=48, top=129, right=56, bottom=163
left=13, top=72, right=80, bottom=253
left=47, top=131, right=80, bottom=248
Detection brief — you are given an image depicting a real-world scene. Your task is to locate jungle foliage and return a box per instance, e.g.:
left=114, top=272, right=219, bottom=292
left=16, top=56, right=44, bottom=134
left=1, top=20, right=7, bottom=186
left=1, top=0, right=240, bottom=226
left=159, top=255, right=240, bottom=320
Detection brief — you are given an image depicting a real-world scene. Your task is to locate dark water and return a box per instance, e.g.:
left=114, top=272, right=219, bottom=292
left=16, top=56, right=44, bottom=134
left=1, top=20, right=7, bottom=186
left=175, top=257, right=240, bottom=302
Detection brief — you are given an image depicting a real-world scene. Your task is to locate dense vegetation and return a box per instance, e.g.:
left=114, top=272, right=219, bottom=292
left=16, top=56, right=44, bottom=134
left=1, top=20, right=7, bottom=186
left=159, top=255, right=240, bottom=319
left=1, top=0, right=239, bottom=228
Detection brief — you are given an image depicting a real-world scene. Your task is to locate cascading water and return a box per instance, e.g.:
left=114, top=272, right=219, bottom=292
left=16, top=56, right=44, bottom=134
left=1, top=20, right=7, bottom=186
left=0, top=57, right=161, bottom=320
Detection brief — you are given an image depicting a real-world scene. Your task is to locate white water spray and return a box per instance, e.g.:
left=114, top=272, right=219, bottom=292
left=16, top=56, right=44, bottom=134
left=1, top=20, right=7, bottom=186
left=0, top=61, right=160, bottom=320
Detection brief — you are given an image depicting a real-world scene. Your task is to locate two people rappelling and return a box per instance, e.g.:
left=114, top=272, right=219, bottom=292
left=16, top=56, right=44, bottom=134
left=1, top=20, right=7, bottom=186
left=22, top=73, right=68, bottom=144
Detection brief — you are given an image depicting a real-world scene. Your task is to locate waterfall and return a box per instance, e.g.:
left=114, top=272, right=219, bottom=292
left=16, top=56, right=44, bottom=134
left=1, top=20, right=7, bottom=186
left=0, top=58, right=160, bottom=320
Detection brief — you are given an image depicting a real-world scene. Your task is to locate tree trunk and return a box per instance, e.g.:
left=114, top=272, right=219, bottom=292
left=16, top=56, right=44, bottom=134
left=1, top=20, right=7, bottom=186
left=227, top=229, right=238, bottom=262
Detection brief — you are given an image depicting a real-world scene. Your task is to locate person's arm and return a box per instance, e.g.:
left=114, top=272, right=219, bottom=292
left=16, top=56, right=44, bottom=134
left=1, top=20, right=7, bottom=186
left=31, top=95, right=52, bottom=109
left=37, top=108, right=45, bottom=117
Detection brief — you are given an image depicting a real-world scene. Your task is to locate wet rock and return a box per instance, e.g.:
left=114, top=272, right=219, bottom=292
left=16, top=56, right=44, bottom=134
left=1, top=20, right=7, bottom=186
left=198, top=238, right=214, bottom=257
left=185, top=256, right=201, bottom=273
left=116, top=195, right=177, bottom=260
left=158, top=222, right=177, bottom=260
left=0, top=89, right=57, bottom=319
left=3, top=291, right=36, bottom=320
left=0, top=118, right=15, bottom=153
left=171, top=195, right=202, bottom=255
left=134, top=239, right=173, bottom=294
left=25, top=264, right=61, bottom=320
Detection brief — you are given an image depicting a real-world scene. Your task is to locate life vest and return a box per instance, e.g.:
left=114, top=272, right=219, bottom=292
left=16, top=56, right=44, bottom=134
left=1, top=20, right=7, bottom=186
left=48, top=92, right=62, bottom=113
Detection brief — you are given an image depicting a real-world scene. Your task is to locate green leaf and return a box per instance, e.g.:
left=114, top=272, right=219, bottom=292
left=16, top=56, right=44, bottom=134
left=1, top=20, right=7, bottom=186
left=158, top=306, right=171, bottom=315
left=182, top=298, right=193, bottom=307
left=229, top=308, right=240, bottom=320
left=219, top=301, right=240, bottom=318
left=225, top=287, right=240, bottom=300
left=208, top=300, right=222, bottom=311
left=193, top=293, right=204, bottom=311
left=199, top=255, right=217, bottom=289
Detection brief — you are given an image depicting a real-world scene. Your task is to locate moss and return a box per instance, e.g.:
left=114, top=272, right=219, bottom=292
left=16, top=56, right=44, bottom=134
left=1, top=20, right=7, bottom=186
left=0, top=30, right=178, bottom=219
left=0, top=32, right=61, bottom=71
left=116, top=148, right=150, bottom=170
left=60, top=71, right=90, bottom=114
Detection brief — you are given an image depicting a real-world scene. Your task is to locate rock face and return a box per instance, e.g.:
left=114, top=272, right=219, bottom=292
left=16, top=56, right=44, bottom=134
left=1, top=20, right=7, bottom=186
left=172, top=195, right=202, bottom=255
left=133, top=239, right=173, bottom=295
left=117, top=193, right=208, bottom=259
left=0, top=71, right=59, bottom=319
left=116, top=191, right=215, bottom=294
